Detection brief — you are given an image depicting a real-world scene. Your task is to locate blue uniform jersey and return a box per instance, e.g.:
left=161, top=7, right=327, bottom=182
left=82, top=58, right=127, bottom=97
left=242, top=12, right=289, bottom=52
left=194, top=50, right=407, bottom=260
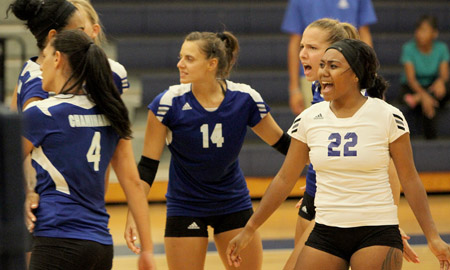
left=17, top=57, right=47, bottom=112
left=23, top=95, right=120, bottom=245
left=17, top=57, right=129, bottom=111
left=149, top=80, right=270, bottom=217
left=304, top=81, right=322, bottom=197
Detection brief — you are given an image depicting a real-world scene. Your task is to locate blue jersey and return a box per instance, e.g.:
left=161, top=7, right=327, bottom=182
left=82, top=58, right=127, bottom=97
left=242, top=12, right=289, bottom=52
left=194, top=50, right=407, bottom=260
left=23, top=95, right=120, bottom=245
left=149, top=80, right=270, bottom=217
left=17, top=57, right=129, bottom=111
left=17, top=57, right=47, bottom=112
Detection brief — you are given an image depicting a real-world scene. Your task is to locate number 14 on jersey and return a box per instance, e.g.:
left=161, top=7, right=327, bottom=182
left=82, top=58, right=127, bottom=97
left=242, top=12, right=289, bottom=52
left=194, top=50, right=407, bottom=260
left=200, top=123, right=224, bottom=148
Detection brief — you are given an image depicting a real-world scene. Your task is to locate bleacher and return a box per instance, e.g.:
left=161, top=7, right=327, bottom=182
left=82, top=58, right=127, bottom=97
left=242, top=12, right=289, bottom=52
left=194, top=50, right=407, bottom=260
left=92, top=0, right=450, bottom=180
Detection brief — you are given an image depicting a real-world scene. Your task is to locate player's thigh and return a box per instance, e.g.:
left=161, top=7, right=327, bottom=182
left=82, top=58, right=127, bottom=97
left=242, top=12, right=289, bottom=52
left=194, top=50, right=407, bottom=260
left=164, top=237, right=209, bottom=270
left=214, top=228, right=263, bottom=270
left=350, top=246, right=403, bottom=270
left=295, top=245, right=348, bottom=270
left=294, top=216, right=313, bottom=244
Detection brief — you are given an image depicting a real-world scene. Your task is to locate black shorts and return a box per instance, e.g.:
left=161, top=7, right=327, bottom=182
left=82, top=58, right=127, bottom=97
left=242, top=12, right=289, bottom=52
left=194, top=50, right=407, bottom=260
left=305, top=223, right=403, bottom=262
left=29, top=237, right=113, bottom=270
left=165, top=208, right=253, bottom=237
left=298, top=192, right=316, bottom=221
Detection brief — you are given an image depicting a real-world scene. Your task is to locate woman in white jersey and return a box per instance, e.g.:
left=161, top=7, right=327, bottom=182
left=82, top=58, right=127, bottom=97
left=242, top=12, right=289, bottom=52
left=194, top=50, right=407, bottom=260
left=284, top=18, right=418, bottom=269
left=22, top=29, right=155, bottom=270
left=126, top=31, right=291, bottom=270
left=227, top=39, right=450, bottom=270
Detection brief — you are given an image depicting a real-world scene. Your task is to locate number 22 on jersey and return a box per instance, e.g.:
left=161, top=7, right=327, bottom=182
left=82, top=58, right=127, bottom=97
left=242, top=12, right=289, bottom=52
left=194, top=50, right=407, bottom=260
left=328, top=132, right=358, bottom=157
left=200, top=123, right=224, bottom=148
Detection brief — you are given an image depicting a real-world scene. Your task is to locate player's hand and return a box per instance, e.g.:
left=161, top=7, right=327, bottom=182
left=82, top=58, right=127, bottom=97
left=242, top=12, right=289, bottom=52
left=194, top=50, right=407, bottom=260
left=25, top=191, right=39, bottom=232
left=289, top=90, right=305, bottom=115
left=138, top=250, right=157, bottom=270
left=125, top=212, right=140, bottom=254
left=399, top=228, right=420, bottom=263
left=428, top=237, right=450, bottom=270
left=226, top=227, right=255, bottom=267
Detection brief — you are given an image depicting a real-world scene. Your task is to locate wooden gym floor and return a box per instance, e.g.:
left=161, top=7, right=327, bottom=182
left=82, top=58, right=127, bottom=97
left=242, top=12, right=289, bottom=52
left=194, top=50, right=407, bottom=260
left=107, top=194, right=450, bottom=270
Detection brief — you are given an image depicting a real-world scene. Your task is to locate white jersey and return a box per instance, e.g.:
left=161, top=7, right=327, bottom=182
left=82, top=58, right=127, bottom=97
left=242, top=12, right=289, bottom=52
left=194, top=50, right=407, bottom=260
left=288, top=97, right=409, bottom=227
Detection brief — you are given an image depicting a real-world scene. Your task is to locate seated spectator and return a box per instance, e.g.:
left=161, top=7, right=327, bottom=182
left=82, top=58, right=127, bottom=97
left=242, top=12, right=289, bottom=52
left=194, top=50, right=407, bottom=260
left=399, top=15, right=450, bottom=140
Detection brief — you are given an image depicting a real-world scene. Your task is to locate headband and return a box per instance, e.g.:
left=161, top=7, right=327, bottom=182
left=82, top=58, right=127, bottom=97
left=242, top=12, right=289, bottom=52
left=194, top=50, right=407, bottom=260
left=326, top=39, right=369, bottom=88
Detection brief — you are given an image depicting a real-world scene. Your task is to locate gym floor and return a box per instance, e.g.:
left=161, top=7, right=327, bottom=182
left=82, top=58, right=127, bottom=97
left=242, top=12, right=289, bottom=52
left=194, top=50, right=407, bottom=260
left=108, top=194, right=450, bottom=270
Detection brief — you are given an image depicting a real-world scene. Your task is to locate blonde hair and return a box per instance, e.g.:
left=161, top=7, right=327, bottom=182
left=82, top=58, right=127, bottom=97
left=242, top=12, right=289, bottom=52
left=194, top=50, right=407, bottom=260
left=307, top=18, right=360, bottom=44
left=185, top=31, right=240, bottom=79
left=69, top=0, right=106, bottom=46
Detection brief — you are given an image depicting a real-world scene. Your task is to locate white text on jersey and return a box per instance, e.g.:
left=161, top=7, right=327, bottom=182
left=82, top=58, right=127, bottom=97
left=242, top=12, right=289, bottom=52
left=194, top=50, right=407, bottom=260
left=68, top=114, right=111, bottom=128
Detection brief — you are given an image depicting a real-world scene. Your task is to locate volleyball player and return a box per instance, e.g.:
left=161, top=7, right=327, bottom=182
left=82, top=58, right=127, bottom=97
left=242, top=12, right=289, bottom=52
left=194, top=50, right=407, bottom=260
left=284, top=18, right=419, bottom=269
left=9, top=0, right=129, bottom=113
left=8, top=0, right=130, bottom=232
left=21, top=29, right=156, bottom=270
left=125, top=31, right=290, bottom=270
left=227, top=39, right=450, bottom=270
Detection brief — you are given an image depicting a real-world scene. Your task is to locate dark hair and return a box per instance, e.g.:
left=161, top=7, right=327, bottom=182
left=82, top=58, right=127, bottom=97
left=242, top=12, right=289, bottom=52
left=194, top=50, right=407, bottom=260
left=51, top=30, right=132, bottom=139
left=185, top=31, right=239, bottom=79
left=8, top=0, right=77, bottom=50
left=415, top=15, right=438, bottom=31
left=327, top=39, right=388, bottom=99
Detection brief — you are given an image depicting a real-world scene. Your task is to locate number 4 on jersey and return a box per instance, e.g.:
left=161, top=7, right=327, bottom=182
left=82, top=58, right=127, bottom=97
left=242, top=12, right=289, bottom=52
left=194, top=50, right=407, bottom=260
left=86, top=131, right=101, bottom=171
left=200, top=123, right=224, bottom=148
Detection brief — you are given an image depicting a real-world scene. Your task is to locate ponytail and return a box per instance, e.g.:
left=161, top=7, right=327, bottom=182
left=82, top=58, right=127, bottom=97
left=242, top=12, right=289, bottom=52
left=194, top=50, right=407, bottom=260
left=52, top=29, right=132, bottom=139
left=366, top=75, right=389, bottom=99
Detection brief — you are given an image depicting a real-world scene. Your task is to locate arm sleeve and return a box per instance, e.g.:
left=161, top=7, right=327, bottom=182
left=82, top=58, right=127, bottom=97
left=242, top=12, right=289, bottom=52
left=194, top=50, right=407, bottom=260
left=22, top=106, right=53, bottom=147
left=440, top=42, right=449, bottom=62
left=246, top=89, right=271, bottom=127
left=148, top=90, right=171, bottom=126
left=400, top=42, right=414, bottom=65
left=18, top=79, right=48, bottom=110
left=388, top=107, right=410, bottom=143
left=357, top=0, right=378, bottom=27
left=110, top=60, right=130, bottom=94
left=287, top=110, right=307, bottom=143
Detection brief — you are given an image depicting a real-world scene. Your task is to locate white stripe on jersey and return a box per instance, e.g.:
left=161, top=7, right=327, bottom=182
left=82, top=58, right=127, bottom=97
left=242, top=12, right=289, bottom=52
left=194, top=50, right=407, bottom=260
left=25, top=95, right=96, bottom=116
left=226, top=80, right=268, bottom=118
left=108, top=58, right=129, bottom=92
left=18, top=60, right=42, bottom=94
left=32, top=146, right=70, bottom=195
left=156, top=84, right=191, bottom=121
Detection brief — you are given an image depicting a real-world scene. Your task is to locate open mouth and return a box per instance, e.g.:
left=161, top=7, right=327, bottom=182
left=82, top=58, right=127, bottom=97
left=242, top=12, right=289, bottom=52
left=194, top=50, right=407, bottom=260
left=321, top=82, right=334, bottom=92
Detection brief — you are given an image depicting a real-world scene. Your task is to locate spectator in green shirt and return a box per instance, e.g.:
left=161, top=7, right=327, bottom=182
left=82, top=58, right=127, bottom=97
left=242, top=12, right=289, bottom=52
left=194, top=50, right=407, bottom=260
left=400, top=15, right=449, bottom=140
